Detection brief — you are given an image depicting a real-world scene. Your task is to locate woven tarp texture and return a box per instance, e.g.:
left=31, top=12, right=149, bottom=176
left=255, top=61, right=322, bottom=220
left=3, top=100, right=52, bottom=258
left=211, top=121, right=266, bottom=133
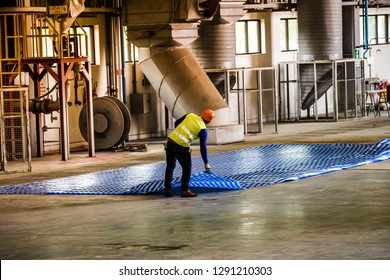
left=1, top=139, right=390, bottom=195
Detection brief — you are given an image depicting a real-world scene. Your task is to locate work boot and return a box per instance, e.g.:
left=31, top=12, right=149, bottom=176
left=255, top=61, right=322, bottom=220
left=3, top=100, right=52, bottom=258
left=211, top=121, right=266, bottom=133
left=164, top=189, right=173, bottom=197
left=180, top=190, right=197, bottom=197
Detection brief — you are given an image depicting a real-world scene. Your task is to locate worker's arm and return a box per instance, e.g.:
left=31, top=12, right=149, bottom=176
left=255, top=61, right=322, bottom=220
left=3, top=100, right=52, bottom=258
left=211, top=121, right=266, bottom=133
left=199, top=129, right=212, bottom=173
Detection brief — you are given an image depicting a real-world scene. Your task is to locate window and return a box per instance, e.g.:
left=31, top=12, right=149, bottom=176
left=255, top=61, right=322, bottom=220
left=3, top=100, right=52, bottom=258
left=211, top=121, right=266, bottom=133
left=377, top=15, right=388, bottom=44
left=235, top=20, right=262, bottom=54
left=360, top=14, right=389, bottom=46
left=280, top=18, right=298, bottom=51
left=124, top=43, right=139, bottom=62
left=30, top=26, right=55, bottom=57
left=69, top=26, right=95, bottom=63
left=123, top=27, right=139, bottom=62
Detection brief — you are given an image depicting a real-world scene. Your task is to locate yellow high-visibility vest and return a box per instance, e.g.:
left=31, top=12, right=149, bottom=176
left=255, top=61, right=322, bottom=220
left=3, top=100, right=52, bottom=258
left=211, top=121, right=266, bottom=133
left=168, top=113, right=206, bottom=147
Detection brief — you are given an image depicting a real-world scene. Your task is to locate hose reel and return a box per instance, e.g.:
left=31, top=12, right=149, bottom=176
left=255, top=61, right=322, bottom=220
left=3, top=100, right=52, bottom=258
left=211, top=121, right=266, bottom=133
left=79, top=96, right=131, bottom=150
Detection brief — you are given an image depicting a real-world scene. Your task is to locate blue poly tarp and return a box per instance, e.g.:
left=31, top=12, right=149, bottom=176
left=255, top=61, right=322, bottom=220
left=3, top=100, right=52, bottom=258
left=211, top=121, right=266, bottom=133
left=1, top=139, right=390, bottom=195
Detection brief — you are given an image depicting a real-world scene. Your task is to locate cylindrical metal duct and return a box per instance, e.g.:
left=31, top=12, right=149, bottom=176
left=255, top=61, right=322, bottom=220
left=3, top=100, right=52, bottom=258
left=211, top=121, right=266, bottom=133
left=298, top=0, right=343, bottom=61
left=190, top=18, right=237, bottom=98
left=138, top=46, right=232, bottom=126
left=298, top=0, right=343, bottom=110
left=191, top=20, right=236, bottom=69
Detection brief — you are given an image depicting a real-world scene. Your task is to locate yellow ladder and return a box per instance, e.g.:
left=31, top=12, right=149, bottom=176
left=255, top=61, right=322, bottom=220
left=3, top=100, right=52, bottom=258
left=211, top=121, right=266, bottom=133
left=0, top=14, right=24, bottom=88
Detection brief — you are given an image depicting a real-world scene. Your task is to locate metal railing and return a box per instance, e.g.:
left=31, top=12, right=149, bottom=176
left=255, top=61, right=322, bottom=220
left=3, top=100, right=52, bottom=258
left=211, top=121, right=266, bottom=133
left=23, top=14, right=89, bottom=60
left=246, top=0, right=297, bottom=4
left=278, top=58, right=365, bottom=122
left=0, top=87, right=31, bottom=173
left=206, top=66, right=278, bottom=134
left=1, top=13, right=89, bottom=87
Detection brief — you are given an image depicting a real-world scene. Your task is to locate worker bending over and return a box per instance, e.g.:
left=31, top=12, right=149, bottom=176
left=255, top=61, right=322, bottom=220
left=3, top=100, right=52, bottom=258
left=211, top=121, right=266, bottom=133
left=164, top=109, right=216, bottom=198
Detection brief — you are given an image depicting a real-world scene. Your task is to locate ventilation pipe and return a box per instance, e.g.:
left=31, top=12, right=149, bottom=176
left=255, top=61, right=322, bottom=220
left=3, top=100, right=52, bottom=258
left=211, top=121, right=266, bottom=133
left=138, top=46, right=231, bottom=127
left=190, top=18, right=237, bottom=98
left=190, top=1, right=245, bottom=97
left=123, top=0, right=246, bottom=143
left=298, top=0, right=343, bottom=110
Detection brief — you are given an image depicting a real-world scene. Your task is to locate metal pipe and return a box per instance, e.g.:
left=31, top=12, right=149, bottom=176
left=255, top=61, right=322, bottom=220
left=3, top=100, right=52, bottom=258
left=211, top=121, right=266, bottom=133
left=138, top=46, right=231, bottom=126
left=333, top=61, right=339, bottom=120
left=132, top=45, right=137, bottom=93
left=296, top=63, right=301, bottom=121
left=344, top=61, right=348, bottom=119
left=353, top=60, right=358, bottom=118
left=286, top=65, right=290, bottom=120
left=361, top=59, right=366, bottom=117
left=242, top=71, right=247, bottom=134
left=106, top=15, right=113, bottom=96
left=119, top=10, right=128, bottom=145
left=29, top=82, right=72, bottom=114
left=59, top=72, right=69, bottom=161
left=313, top=62, right=318, bottom=120
left=363, top=0, right=369, bottom=58
left=274, top=67, right=279, bottom=133
left=237, top=70, right=241, bottom=125
left=257, top=69, right=263, bottom=133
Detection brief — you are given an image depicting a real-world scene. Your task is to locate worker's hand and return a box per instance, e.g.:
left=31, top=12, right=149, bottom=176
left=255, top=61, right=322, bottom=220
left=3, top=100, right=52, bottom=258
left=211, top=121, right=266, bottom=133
left=205, top=163, right=212, bottom=173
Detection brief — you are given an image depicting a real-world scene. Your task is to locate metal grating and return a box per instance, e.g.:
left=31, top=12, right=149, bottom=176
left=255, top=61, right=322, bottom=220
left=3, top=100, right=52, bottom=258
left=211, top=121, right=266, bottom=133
left=0, top=88, right=31, bottom=173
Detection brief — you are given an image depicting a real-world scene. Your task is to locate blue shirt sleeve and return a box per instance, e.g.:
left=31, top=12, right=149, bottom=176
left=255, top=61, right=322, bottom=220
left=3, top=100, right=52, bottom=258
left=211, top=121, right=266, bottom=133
left=198, top=129, right=209, bottom=164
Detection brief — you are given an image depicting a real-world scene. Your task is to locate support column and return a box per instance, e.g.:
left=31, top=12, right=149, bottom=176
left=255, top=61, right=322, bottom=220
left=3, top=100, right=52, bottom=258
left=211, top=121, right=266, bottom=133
left=83, top=61, right=95, bottom=157
left=33, top=63, right=44, bottom=157
left=58, top=62, right=70, bottom=161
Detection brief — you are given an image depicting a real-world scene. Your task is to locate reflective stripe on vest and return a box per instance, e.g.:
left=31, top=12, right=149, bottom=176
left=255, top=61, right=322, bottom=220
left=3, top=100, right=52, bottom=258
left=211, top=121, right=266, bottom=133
left=168, top=113, right=206, bottom=147
left=172, top=130, right=191, bottom=145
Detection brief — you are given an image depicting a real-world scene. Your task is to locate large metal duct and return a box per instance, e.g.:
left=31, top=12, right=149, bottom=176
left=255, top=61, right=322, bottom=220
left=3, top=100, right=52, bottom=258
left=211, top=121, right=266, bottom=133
left=190, top=1, right=245, bottom=97
left=298, top=0, right=343, bottom=110
left=191, top=19, right=236, bottom=69
left=190, top=18, right=237, bottom=98
left=138, top=46, right=232, bottom=127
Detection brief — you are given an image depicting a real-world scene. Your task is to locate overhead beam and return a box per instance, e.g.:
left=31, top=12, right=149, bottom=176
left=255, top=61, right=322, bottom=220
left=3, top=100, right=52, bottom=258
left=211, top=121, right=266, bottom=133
left=0, top=7, right=119, bottom=14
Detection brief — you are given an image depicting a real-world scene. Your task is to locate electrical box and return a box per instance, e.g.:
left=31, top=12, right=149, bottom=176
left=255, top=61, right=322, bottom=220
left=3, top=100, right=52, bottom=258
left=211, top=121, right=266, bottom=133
left=130, top=93, right=151, bottom=114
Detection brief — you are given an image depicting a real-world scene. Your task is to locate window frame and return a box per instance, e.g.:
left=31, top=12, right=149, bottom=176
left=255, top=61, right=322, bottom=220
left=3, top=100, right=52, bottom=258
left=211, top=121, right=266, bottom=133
left=70, top=25, right=95, bottom=64
left=280, top=18, right=298, bottom=52
left=235, top=19, right=262, bottom=55
left=360, top=14, right=389, bottom=47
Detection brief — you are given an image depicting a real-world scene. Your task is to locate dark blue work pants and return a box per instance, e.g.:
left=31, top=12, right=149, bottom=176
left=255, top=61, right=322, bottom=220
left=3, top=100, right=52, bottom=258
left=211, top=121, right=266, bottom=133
left=164, top=140, right=192, bottom=192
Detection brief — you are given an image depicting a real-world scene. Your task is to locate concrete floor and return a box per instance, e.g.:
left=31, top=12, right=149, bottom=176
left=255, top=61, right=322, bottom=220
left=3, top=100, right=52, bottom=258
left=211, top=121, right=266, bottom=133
left=0, top=116, right=390, bottom=259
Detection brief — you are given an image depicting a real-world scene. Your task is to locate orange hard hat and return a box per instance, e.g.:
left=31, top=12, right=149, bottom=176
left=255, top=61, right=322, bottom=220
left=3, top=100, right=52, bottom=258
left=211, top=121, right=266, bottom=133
left=201, top=109, right=215, bottom=122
